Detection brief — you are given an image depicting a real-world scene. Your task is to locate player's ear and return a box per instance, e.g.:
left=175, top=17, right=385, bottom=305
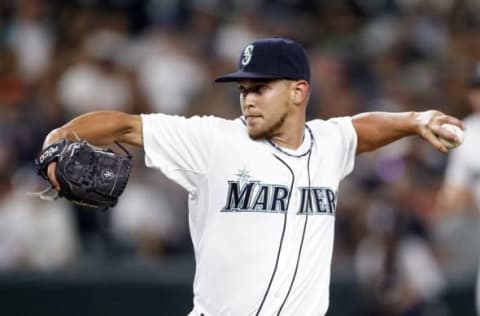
left=291, top=80, right=309, bottom=105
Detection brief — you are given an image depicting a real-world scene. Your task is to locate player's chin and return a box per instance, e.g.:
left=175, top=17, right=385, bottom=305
left=247, top=126, right=267, bottom=140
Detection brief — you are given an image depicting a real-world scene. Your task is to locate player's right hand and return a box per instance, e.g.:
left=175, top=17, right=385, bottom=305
left=47, top=162, right=61, bottom=191
left=415, top=110, right=464, bottom=153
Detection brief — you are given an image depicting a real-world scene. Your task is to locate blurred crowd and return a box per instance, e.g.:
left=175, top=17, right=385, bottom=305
left=1, top=0, right=480, bottom=315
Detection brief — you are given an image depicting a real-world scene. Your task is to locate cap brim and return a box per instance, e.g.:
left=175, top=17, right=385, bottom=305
left=214, top=71, right=283, bottom=83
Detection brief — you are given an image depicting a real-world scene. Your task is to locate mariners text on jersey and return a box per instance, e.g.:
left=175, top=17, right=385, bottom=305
left=222, top=180, right=337, bottom=215
left=142, top=114, right=357, bottom=315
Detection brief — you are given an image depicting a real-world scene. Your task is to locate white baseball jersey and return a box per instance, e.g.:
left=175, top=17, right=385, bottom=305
left=444, top=113, right=480, bottom=208
left=141, top=114, right=357, bottom=316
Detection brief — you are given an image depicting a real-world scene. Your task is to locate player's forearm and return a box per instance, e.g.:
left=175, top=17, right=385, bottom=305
left=43, top=111, right=143, bottom=148
left=352, top=111, right=418, bottom=154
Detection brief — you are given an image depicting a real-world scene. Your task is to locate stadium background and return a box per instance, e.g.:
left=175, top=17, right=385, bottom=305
left=0, top=0, right=479, bottom=315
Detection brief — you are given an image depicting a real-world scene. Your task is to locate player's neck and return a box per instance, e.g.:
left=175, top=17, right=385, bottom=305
left=270, top=120, right=306, bottom=150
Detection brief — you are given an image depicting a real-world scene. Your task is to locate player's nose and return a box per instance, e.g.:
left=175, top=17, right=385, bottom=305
left=242, top=92, right=257, bottom=109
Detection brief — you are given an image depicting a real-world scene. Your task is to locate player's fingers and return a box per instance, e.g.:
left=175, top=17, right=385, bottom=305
left=420, top=127, right=449, bottom=153
left=442, top=116, right=465, bottom=130
left=430, top=114, right=464, bottom=130
left=427, top=114, right=464, bottom=143
left=432, top=125, right=460, bottom=143
left=47, top=162, right=61, bottom=191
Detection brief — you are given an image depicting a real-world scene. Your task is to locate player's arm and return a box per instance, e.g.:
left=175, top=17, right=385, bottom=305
left=352, top=110, right=464, bottom=154
left=43, top=111, right=142, bottom=148
left=42, top=111, right=142, bottom=191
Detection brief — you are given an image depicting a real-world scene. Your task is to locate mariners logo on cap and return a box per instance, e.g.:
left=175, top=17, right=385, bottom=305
left=241, top=44, right=254, bottom=66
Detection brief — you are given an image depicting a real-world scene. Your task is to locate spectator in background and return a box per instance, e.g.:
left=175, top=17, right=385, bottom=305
left=0, top=168, right=78, bottom=270
left=438, top=66, right=480, bottom=212
left=111, top=160, right=189, bottom=260
left=134, top=30, right=207, bottom=115
left=356, top=186, right=446, bottom=316
left=56, top=24, right=135, bottom=118
left=5, top=0, right=54, bottom=83
left=437, top=65, right=480, bottom=315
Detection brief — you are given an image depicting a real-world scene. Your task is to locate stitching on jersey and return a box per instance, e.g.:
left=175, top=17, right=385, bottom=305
left=276, top=149, right=312, bottom=314
left=267, top=125, right=313, bottom=158
left=255, top=154, right=295, bottom=316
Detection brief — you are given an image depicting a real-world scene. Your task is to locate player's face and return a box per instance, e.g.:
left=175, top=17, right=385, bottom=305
left=238, top=79, right=293, bottom=140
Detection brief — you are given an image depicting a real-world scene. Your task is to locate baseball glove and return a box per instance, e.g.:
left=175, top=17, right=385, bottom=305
left=35, top=139, right=132, bottom=208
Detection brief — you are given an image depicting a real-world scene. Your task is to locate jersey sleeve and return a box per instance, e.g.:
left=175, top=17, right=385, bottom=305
left=327, top=116, right=358, bottom=179
left=308, top=117, right=357, bottom=180
left=141, top=114, right=219, bottom=191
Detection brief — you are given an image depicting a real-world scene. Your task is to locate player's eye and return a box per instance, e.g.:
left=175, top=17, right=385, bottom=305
left=238, top=84, right=268, bottom=96
left=257, top=85, right=268, bottom=93
left=238, top=87, right=247, bottom=95
left=252, top=85, right=261, bottom=93
left=251, top=85, right=267, bottom=94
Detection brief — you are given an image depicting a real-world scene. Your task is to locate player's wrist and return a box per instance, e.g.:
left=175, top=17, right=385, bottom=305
left=411, top=111, right=425, bottom=135
left=43, top=128, right=69, bottom=149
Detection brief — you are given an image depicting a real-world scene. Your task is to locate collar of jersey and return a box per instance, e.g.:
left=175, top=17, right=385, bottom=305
left=267, top=125, right=314, bottom=158
left=240, top=117, right=314, bottom=158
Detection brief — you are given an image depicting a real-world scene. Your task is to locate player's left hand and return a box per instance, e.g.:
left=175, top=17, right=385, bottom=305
left=414, top=110, right=465, bottom=153
left=35, top=139, right=133, bottom=208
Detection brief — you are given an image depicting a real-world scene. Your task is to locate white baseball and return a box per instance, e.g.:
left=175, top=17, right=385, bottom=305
left=438, top=123, right=464, bottom=149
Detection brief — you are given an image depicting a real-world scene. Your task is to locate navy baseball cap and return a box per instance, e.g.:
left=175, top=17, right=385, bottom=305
left=214, top=37, right=311, bottom=83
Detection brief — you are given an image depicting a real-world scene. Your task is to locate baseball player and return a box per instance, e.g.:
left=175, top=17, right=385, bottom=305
left=41, top=37, right=463, bottom=315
